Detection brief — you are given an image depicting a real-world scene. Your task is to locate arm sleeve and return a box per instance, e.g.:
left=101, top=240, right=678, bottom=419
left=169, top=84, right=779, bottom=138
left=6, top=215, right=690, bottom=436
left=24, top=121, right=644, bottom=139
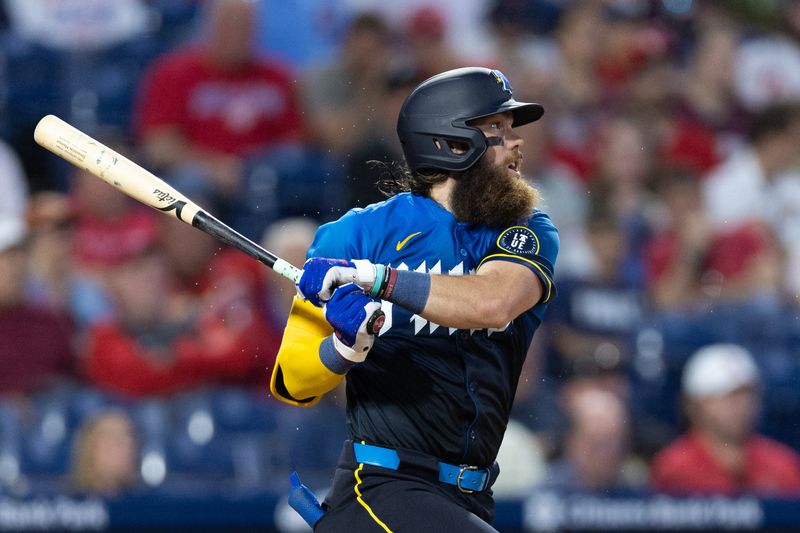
left=269, top=297, right=337, bottom=407
left=477, top=212, right=559, bottom=304
left=270, top=212, right=363, bottom=406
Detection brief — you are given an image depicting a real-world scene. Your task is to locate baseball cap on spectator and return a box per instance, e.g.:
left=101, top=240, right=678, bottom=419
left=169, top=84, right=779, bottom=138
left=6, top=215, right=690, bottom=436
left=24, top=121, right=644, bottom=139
left=735, top=36, right=800, bottom=111
left=407, top=6, right=445, bottom=40
left=682, top=344, right=759, bottom=398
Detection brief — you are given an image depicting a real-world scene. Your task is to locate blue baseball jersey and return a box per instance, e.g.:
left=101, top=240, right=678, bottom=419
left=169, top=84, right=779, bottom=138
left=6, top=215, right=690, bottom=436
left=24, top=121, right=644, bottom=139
left=308, top=192, right=559, bottom=467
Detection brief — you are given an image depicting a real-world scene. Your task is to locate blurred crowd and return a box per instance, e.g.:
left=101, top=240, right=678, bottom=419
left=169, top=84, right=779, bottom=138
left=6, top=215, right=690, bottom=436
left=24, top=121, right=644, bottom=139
left=1, top=0, right=800, bottom=503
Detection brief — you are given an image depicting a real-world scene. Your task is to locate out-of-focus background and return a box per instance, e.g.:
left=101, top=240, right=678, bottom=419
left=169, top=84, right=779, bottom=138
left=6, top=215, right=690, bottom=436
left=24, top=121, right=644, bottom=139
left=2, top=0, right=800, bottom=531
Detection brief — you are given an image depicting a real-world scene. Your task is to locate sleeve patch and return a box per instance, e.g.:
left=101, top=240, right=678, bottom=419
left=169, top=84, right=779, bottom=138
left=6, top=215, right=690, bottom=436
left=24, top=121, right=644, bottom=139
left=497, top=226, right=539, bottom=256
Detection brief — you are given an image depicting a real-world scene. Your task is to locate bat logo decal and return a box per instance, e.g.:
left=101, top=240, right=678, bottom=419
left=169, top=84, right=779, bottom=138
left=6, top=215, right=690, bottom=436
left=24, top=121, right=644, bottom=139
left=156, top=200, right=187, bottom=220
left=153, top=188, right=178, bottom=204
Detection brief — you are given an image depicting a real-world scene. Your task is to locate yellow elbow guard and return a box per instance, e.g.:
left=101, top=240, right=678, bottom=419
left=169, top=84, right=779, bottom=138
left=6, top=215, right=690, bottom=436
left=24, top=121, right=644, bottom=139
left=270, top=297, right=342, bottom=407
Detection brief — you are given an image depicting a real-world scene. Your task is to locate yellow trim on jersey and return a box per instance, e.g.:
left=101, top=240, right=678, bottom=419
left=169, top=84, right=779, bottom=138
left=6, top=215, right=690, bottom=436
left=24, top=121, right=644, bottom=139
left=478, top=253, right=553, bottom=303
left=354, top=463, right=395, bottom=532
left=270, top=297, right=340, bottom=407
left=495, top=225, right=540, bottom=254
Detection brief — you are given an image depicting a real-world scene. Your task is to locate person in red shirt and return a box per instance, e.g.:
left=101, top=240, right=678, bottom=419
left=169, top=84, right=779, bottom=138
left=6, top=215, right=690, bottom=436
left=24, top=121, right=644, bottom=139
left=83, top=242, right=277, bottom=397
left=650, top=343, right=800, bottom=496
left=0, top=218, right=73, bottom=396
left=134, top=0, right=304, bottom=200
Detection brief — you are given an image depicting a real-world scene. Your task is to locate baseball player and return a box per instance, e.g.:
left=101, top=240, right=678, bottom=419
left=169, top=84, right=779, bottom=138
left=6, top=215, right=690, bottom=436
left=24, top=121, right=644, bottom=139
left=271, top=67, right=558, bottom=532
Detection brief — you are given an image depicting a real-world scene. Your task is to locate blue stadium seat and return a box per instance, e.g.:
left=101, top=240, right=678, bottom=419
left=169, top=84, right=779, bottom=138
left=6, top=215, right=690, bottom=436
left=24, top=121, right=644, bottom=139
left=208, top=388, right=278, bottom=434
left=0, top=400, right=24, bottom=490
left=21, top=395, right=71, bottom=476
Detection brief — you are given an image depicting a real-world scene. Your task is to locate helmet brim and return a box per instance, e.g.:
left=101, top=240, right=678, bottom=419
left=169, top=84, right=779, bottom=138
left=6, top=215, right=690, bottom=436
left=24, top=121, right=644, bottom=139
left=464, top=99, right=544, bottom=128
left=500, top=100, right=545, bottom=127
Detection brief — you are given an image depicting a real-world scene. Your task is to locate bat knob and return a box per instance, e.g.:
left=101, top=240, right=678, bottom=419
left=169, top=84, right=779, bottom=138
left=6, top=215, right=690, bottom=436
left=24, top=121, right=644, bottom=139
left=366, top=309, right=386, bottom=335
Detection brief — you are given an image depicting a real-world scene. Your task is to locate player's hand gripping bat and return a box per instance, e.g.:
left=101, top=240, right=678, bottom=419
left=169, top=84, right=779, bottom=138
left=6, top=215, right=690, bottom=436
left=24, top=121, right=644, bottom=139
left=34, top=115, right=385, bottom=334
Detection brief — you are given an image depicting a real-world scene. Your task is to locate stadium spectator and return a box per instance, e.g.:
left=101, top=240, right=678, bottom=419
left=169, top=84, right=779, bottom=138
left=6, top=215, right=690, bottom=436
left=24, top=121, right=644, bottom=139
left=135, top=0, right=304, bottom=204
left=702, top=102, right=799, bottom=296
left=300, top=12, right=391, bottom=156
left=676, top=21, right=748, bottom=158
left=402, top=7, right=470, bottom=80
left=260, top=217, right=318, bottom=329
left=25, top=192, right=105, bottom=327
left=651, top=344, right=800, bottom=496
left=542, top=205, right=645, bottom=383
left=4, top=0, right=151, bottom=52
left=520, top=114, right=592, bottom=278
left=588, top=116, right=654, bottom=284
left=492, top=419, right=547, bottom=497
left=546, top=1, right=609, bottom=178
left=0, top=139, right=28, bottom=223
left=344, top=66, right=419, bottom=208
left=70, top=410, right=139, bottom=497
left=542, top=388, right=643, bottom=493
left=82, top=242, right=274, bottom=396
left=644, top=167, right=718, bottom=311
left=0, top=217, right=74, bottom=396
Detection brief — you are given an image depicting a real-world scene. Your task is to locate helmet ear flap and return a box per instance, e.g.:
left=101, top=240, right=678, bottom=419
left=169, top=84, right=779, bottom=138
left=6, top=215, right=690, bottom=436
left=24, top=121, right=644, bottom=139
left=399, top=119, right=488, bottom=172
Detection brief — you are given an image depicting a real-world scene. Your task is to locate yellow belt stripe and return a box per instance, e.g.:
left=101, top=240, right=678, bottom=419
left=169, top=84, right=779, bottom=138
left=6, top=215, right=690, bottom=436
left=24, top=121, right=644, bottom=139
left=354, top=463, right=395, bottom=532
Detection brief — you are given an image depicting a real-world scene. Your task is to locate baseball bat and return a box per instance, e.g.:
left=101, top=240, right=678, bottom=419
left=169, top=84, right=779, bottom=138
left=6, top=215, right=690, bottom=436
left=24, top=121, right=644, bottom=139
left=33, top=115, right=385, bottom=332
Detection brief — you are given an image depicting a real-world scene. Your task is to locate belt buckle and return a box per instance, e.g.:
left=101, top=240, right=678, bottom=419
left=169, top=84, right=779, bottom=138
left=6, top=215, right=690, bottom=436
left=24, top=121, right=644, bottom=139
left=456, top=465, right=480, bottom=494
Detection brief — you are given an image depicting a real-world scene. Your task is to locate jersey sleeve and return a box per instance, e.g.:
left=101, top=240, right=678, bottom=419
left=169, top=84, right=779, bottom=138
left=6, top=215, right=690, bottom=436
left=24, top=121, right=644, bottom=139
left=306, top=208, right=364, bottom=260
left=270, top=210, right=366, bottom=407
left=477, top=211, right=559, bottom=304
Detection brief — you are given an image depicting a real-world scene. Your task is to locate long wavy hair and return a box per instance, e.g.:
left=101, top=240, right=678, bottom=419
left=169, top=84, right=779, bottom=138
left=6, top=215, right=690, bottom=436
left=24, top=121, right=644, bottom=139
left=373, top=160, right=449, bottom=198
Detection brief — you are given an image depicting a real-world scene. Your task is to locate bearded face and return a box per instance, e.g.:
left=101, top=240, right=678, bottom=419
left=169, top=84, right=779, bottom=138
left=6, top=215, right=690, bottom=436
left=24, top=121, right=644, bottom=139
left=449, top=150, right=540, bottom=228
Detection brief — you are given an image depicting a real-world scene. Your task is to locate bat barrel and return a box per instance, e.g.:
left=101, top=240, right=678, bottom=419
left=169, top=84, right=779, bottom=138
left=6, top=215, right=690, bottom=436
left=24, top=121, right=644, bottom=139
left=34, top=115, right=303, bottom=284
left=34, top=115, right=201, bottom=225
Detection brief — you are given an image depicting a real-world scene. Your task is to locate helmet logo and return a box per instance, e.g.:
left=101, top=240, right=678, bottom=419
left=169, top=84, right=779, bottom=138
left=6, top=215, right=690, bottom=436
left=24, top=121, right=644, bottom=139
left=492, top=69, right=513, bottom=94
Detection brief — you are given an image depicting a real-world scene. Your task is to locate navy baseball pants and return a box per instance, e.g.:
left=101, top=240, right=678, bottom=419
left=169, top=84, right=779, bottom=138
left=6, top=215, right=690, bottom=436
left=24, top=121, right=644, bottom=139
left=314, top=441, right=500, bottom=532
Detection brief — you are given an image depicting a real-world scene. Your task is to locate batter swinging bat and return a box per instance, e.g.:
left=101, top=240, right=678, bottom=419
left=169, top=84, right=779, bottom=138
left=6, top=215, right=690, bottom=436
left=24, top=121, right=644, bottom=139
left=33, top=115, right=385, bottom=332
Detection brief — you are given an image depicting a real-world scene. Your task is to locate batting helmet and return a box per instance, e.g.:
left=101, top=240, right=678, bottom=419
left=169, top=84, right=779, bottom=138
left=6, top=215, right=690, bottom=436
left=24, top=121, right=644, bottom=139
left=397, top=67, right=544, bottom=173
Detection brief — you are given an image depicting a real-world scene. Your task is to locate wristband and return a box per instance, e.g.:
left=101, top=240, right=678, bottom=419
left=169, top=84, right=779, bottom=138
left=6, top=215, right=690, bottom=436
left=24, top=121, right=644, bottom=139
left=383, top=269, right=430, bottom=315
left=382, top=267, right=399, bottom=300
left=319, top=335, right=362, bottom=375
left=369, top=264, right=386, bottom=298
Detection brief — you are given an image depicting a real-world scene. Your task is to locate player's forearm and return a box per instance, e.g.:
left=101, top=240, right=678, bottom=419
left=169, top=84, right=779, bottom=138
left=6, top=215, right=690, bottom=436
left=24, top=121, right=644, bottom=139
left=420, top=273, right=519, bottom=329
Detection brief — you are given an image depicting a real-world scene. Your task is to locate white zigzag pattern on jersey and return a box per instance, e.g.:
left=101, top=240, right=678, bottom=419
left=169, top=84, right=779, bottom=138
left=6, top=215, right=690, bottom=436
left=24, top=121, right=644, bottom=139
left=376, top=260, right=511, bottom=337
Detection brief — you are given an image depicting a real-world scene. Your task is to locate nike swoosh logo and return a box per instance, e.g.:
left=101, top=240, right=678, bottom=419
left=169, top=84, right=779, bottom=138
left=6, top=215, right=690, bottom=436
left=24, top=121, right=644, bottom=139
left=396, top=232, right=422, bottom=251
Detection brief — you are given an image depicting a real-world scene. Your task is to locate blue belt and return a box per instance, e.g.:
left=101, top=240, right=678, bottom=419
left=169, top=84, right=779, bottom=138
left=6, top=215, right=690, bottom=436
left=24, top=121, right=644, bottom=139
left=353, top=442, right=491, bottom=494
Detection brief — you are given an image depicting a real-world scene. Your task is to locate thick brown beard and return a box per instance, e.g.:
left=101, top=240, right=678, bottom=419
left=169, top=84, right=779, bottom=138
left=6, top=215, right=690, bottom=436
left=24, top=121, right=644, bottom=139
left=450, top=155, right=540, bottom=228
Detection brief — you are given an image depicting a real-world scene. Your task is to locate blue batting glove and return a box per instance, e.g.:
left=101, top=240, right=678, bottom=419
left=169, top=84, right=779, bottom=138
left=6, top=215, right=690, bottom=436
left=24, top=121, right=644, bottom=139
left=323, top=284, right=382, bottom=358
left=297, top=258, right=379, bottom=307
left=296, top=258, right=356, bottom=307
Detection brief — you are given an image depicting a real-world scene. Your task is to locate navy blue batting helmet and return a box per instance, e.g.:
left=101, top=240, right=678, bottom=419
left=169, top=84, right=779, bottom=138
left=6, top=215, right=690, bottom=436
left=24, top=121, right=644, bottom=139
left=396, top=67, right=544, bottom=172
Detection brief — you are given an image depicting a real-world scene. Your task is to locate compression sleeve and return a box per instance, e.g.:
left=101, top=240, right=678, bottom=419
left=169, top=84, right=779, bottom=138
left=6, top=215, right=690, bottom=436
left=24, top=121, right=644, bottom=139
left=270, top=296, right=340, bottom=407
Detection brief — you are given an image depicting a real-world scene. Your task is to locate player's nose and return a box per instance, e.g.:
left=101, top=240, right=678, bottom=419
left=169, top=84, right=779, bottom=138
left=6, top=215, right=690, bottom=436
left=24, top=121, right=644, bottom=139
left=506, top=127, right=523, bottom=150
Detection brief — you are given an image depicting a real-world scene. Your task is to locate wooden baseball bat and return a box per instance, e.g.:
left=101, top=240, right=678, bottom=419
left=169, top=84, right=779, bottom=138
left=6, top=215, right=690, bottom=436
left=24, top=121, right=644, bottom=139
left=34, top=115, right=385, bottom=333
left=34, top=114, right=304, bottom=283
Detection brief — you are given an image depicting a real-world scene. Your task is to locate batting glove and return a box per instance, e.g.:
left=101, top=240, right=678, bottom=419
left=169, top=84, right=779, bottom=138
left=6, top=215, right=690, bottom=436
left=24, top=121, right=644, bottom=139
left=297, top=258, right=382, bottom=307
left=323, top=284, right=382, bottom=363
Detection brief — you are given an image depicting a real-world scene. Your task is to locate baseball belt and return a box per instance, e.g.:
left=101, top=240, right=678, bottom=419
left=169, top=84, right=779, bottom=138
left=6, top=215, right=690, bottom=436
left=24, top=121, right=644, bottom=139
left=353, top=442, right=492, bottom=493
